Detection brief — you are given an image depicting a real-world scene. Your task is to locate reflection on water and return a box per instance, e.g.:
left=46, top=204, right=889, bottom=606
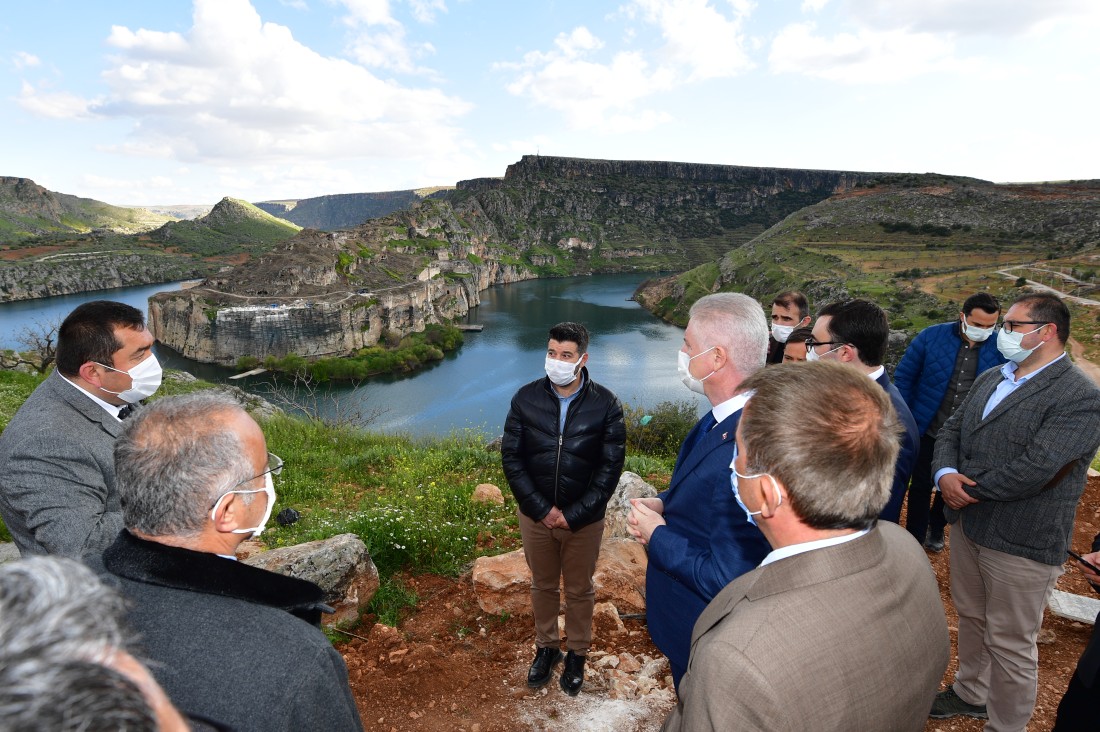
left=2, top=274, right=708, bottom=437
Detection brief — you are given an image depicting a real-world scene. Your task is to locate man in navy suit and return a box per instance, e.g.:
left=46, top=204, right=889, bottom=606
left=628, top=292, right=771, bottom=689
left=808, top=299, right=919, bottom=524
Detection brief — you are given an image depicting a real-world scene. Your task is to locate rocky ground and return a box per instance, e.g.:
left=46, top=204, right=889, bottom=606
left=338, top=476, right=1100, bottom=732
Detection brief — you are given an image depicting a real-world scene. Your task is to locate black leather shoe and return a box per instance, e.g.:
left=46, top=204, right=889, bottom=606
left=559, top=650, right=585, bottom=696
left=924, top=528, right=945, bottom=553
left=527, top=647, right=562, bottom=688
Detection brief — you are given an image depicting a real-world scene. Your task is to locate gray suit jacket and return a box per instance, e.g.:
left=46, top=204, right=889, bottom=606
left=0, top=371, right=124, bottom=556
left=663, top=522, right=949, bottom=732
left=932, top=355, right=1100, bottom=566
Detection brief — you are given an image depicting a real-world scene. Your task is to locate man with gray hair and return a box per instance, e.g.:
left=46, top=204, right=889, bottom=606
left=0, top=556, right=191, bottom=732
left=93, top=392, right=363, bottom=732
left=663, top=362, right=949, bottom=731
left=628, top=292, right=771, bottom=689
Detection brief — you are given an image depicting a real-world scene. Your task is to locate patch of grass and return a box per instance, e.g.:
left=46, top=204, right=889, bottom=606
left=367, top=576, right=419, bottom=627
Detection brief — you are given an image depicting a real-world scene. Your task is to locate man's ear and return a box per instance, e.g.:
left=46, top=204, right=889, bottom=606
left=758, top=476, right=786, bottom=520
left=799, top=316, right=812, bottom=328
left=77, top=361, right=105, bottom=386
left=211, top=492, right=244, bottom=533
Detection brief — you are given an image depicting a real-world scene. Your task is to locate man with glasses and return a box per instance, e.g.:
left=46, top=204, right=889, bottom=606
left=893, top=292, right=1007, bottom=552
left=929, top=293, right=1100, bottom=731
left=806, top=299, right=920, bottom=523
left=662, top=362, right=948, bottom=731
left=92, top=392, right=363, bottom=732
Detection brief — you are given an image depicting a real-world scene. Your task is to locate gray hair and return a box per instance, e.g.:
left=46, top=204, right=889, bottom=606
left=115, top=392, right=256, bottom=537
left=739, top=361, right=901, bottom=530
left=0, top=557, right=157, bottom=731
left=688, top=293, right=769, bottom=380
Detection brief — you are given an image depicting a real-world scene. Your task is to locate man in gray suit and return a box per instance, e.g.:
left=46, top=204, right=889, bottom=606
left=0, top=301, right=161, bottom=557
left=930, top=292, right=1100, bottom=732
left=663, top=361, right=949, bottom=732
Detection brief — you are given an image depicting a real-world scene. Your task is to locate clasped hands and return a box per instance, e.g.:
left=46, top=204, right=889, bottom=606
left=627, top=497, right=666, bottom=545
left=938, top=472, right=980, bottom=510
left=540, top=506, right=571, bottom=530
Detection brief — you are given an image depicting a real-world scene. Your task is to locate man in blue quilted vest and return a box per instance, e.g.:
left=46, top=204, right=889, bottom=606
left=893, top=292, right=1006, bottom=551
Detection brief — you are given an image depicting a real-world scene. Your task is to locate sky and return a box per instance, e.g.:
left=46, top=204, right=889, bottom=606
left=2, top=0, right=1099, bottom=207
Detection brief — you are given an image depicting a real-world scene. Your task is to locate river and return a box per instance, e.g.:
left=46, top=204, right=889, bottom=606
left=0, top=275, right=706, bottom=436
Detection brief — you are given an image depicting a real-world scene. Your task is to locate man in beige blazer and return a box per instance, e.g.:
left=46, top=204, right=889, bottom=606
left=663, top=361, right=949, bottom=732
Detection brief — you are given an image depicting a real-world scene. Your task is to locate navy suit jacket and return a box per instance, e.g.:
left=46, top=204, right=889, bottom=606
left=877, top=371, right=920, bottom=523
left=645, top=408, right=770, bottom=683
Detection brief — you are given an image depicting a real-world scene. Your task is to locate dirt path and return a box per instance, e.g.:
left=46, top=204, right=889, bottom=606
left=1069, top=338, right=1100, bottom=387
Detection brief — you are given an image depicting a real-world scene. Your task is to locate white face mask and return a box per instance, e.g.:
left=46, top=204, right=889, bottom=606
left=544, top=356, right=580, bottom=386
left=731, top=455, right=782, bottom=528
left=805, top=343, right=841, bottom=363
left=677, top=347, right=717, bottom=395
left=770, top=323, right=796, bottom=344
left=962, top=315, right=995, bottom=343
left=210, top=453, right=282, bottom=538
left=95, top=355, right=163, bottom=403
left=210, top=471, right=276, bottom=538
left=996, top=325, right=1043, bottom=364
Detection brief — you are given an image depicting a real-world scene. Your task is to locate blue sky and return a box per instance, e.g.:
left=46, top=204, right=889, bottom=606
left=2, top=0, right=1099, bottom=206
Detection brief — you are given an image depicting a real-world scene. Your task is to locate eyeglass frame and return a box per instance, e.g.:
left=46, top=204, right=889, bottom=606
left=804, top=337, right=848, bottom=350
left=208, top=452, right=284, bottom=509
left=999, top=320, right=1050, bottom=334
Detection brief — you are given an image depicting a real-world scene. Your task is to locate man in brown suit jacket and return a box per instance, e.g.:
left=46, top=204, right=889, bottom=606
left=663, top=361, right=949, bottom=732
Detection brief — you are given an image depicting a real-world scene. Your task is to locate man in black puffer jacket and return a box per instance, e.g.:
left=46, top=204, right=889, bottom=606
left=502, top=322, right=626, bottom=697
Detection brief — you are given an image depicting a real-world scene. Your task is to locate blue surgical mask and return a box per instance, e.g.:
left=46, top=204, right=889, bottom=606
left=731, top=452, right=782, bottom=527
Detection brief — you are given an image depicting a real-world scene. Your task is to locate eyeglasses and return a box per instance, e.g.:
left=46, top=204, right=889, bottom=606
left=1000, top=320, right=1050, bottom=334
left=805, top=337, right=846, bottom=350
left=212, top=452, right=284, bottom=502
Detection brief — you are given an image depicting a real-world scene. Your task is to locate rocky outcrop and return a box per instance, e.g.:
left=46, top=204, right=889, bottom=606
left=243, top=533, right=379, bottom=626
left=0, top=253, right=205, bottom=303
left=254, top=189, right=451, bottom=231
left=0, top=176, right=173, bottom=237
left=150, top=197, right=535, bottom=364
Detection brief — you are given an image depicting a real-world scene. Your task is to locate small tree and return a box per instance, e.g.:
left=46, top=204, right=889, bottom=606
left=1015, top=276, right=1028, bottom=287
left=0, top=319, right=60, bottom=374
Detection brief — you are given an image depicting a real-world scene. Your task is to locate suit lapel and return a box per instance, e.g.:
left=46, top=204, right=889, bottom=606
left=46, top=371, right=124, bottom=439
left=669, top=410, right=739, bottom=492
left=971, top=356, right=1067, bottom=432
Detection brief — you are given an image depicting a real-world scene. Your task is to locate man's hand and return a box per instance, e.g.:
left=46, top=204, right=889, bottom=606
left=1074, top=550, right=1100, bottom=587
left=938, top=472, right=979, bottom=510
left=541, top=507, right=569, bottom=530
left=631, top=497, right=664, bottom=515
left=628, top=498, right=666, bottom=545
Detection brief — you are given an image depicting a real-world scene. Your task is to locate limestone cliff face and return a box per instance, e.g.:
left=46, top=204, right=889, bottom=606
left=151, top=198, right=534, bottom=364
left=449, top=155, right=882, bottom=262
left=0, top=254, right=205, bottom=303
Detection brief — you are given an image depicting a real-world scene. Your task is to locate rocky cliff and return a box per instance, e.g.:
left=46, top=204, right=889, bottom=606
left=254, top=188, right=452, bottom=231
left=150, top=196, right=533, bottom=364
left=0, top=253, right=205, bottom=302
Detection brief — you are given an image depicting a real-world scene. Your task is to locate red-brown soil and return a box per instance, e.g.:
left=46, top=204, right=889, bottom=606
left=338, top=477, right=1100, bottom=731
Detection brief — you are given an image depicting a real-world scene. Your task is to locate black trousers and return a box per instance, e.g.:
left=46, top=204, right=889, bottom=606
left=904, top=433, right=947, bottom=544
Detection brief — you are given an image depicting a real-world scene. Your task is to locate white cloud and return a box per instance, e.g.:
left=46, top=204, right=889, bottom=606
left=500, top=0, right=753, bottom=131
left=769, top=22, right=959, bottom=83
left=19, top=0, right=471, bottom=168
left=502, top=31, right=676, bottom=132
left=335, top=0, right=440, bottom=73
left=626, top=0, right=754, bottom=81
left=12, top=51, right=41, bottom=69
left=840, top=0, right=1100, bottom=36
left=17, top=81, right=97, bottom=119
left=801, top=0, right=829, bottom=12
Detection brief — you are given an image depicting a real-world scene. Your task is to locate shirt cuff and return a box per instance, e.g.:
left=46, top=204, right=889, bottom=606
left=933, top=467, right=958, bottom=491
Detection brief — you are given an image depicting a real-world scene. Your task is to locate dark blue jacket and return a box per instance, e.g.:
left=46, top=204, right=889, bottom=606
left=893, top=321, right=1007, bottom=436
left=645, top=408, right=770, bottom=686
left=877, top=371, right=920, bottom=524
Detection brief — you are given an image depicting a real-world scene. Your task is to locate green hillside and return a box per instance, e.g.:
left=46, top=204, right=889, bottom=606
left=148, top=197, right=301, bottom=256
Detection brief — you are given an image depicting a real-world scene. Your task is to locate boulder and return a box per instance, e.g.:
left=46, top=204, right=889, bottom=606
left=471, top=483, right=504, bottom=505
left=471, top=538, right=647, bottom=616
left=244, top=533, right=379, bottom=625
left=603, top=471, right=659, bottom=540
